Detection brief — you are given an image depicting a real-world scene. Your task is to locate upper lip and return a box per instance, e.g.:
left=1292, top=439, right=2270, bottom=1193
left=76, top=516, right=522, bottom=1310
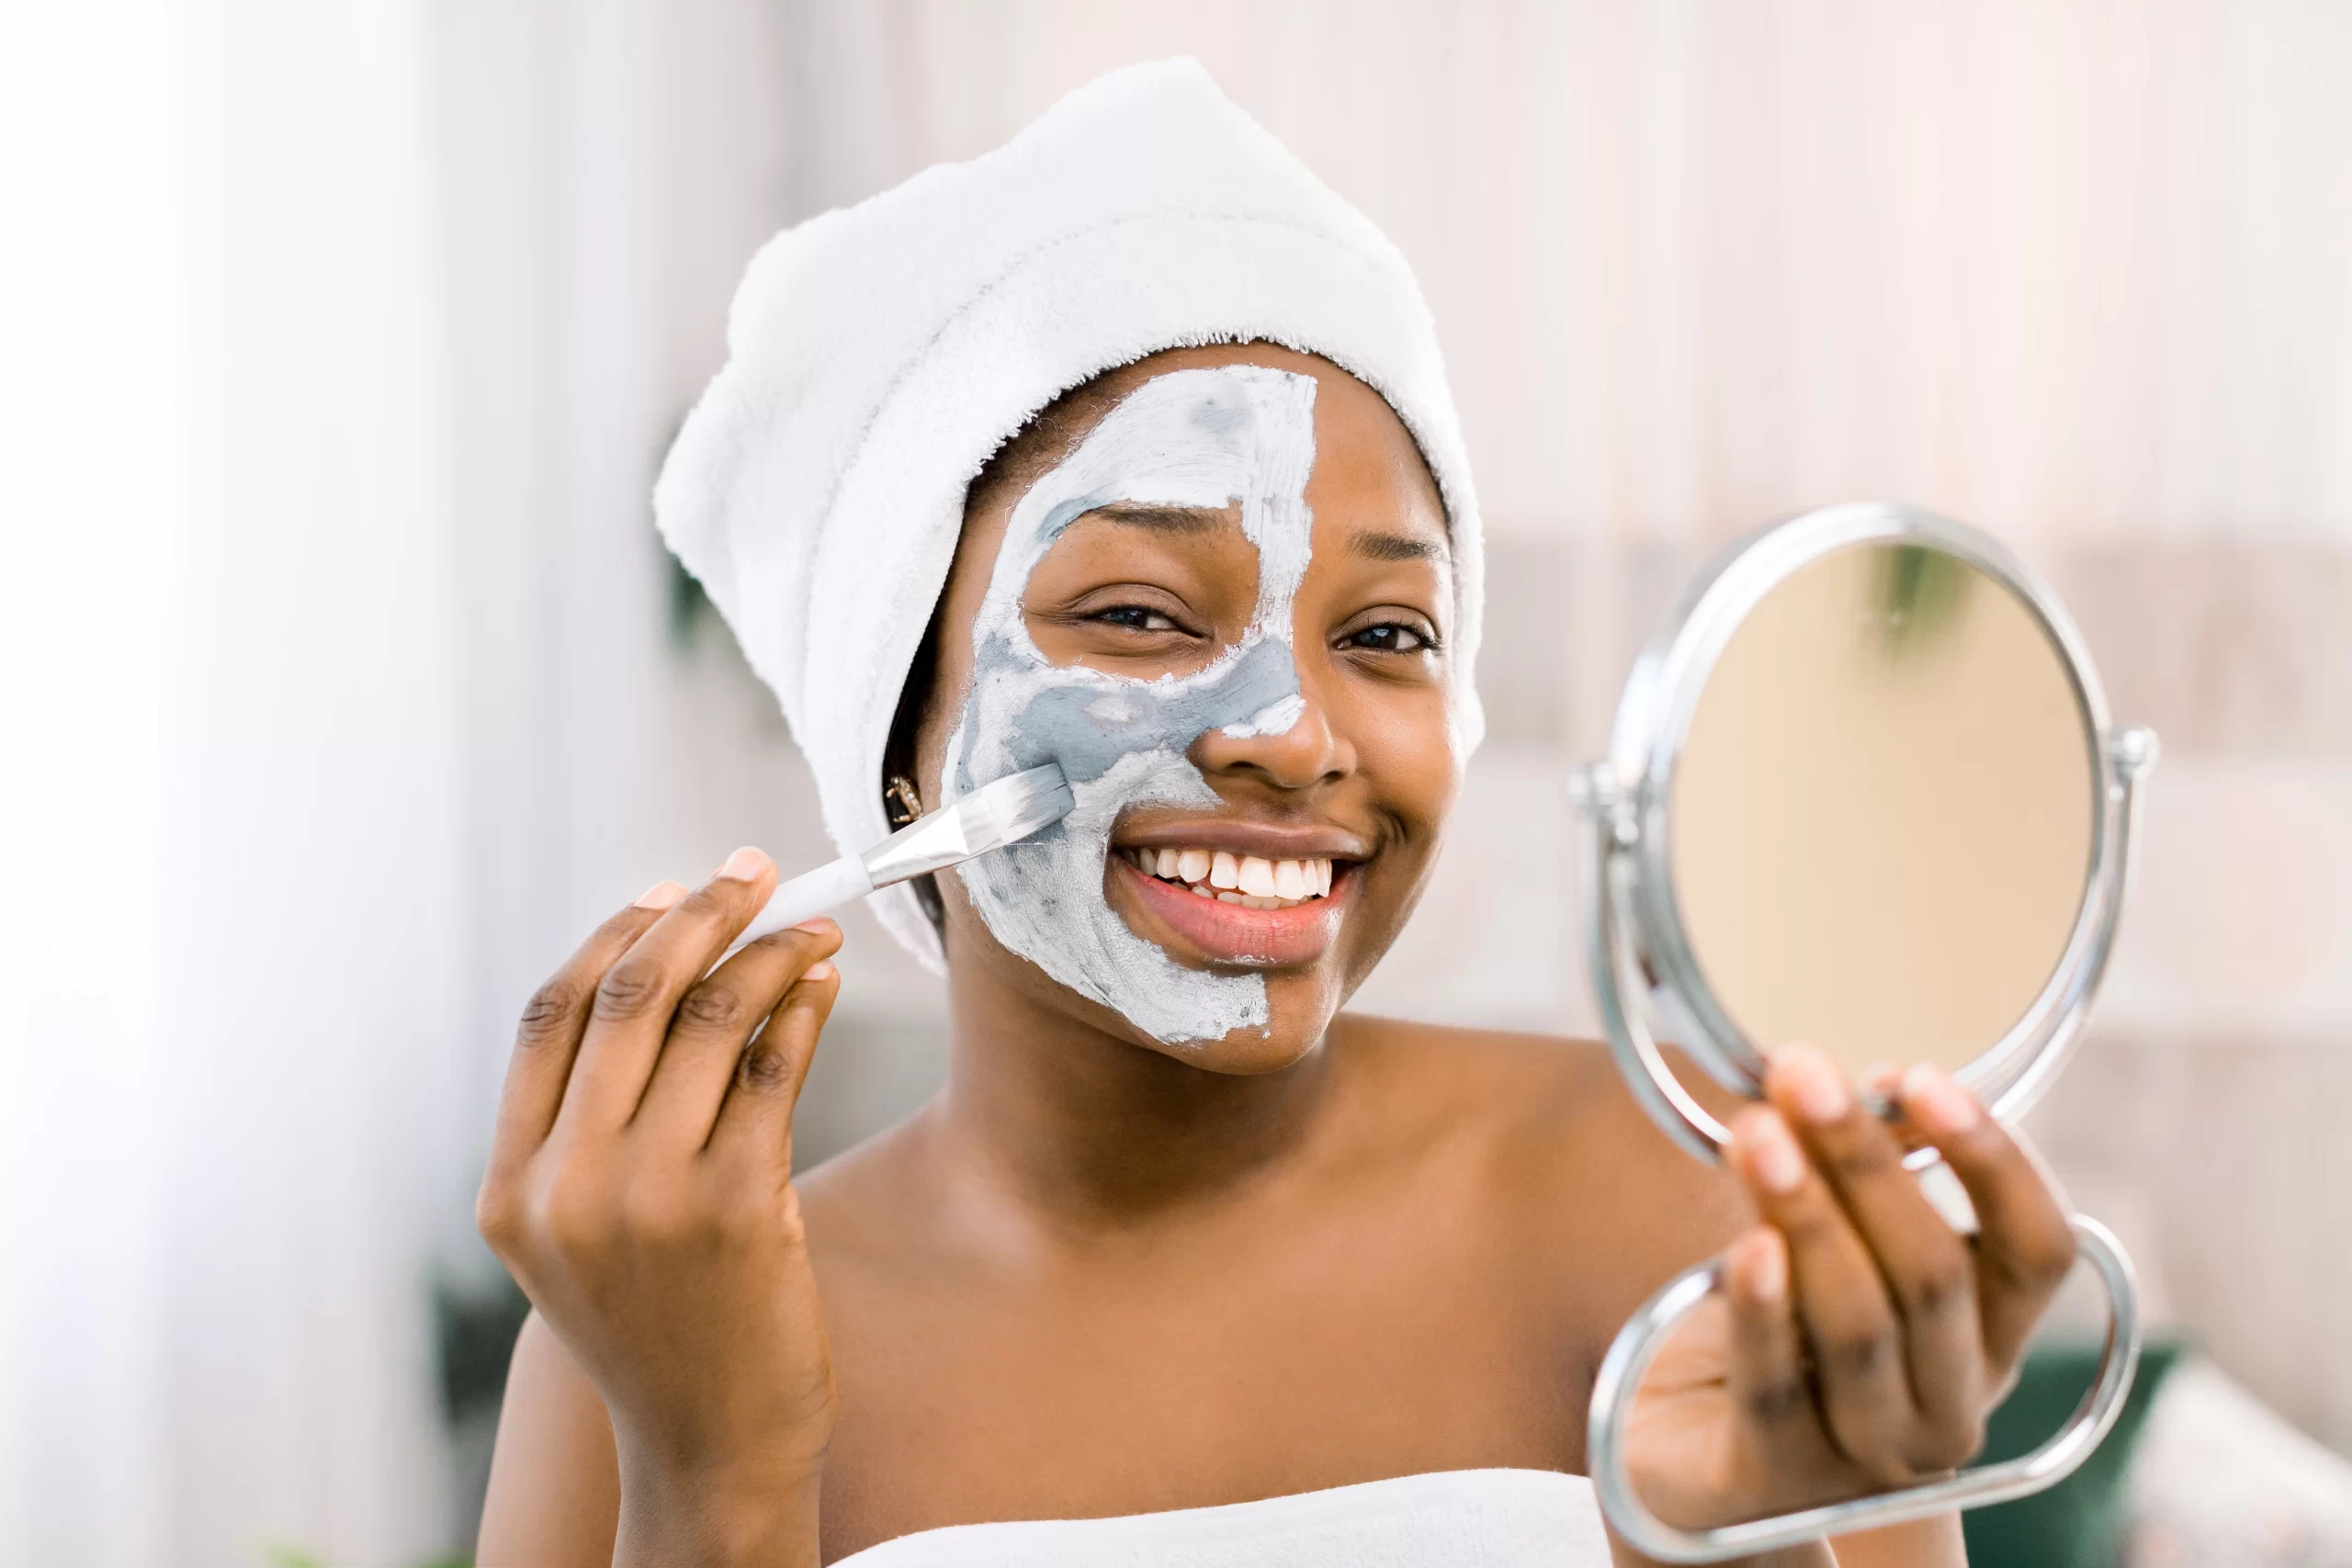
left=1110, top=817, right=1374, bottom=863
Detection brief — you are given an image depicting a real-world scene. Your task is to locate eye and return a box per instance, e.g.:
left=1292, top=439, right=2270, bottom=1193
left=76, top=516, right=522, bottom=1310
left=1341, top=621, right=1434, bottom=654
left=1098, top=604, right=1182, bottom=634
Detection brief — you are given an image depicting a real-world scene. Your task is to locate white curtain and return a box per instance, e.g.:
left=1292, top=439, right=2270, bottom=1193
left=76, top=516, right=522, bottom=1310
left=5, top=0, right=810, bottom=1560
left=4, top=0, right=469, bottom=1561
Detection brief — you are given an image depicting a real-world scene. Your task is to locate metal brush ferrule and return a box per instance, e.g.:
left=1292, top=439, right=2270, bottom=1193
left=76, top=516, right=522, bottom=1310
left=859, top=795, right=989, bottom=887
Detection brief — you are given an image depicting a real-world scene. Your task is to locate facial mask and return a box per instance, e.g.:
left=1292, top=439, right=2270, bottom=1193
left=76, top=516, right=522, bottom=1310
left=940, top=366, right=1318, bottom=1044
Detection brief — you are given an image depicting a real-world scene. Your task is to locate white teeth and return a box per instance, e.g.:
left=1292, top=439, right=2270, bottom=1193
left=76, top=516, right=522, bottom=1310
left=1125, top=846, right=1340, bottom=908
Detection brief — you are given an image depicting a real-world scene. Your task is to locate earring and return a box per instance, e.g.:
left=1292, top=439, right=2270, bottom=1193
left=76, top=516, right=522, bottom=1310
left=885, top=773, right=924, bottom=828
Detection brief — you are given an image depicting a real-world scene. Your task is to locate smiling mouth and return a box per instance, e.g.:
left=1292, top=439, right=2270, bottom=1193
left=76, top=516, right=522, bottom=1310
left=1115, top=846, right=1336, bottom=909
left=1106, top=842, right=1353, bottom=969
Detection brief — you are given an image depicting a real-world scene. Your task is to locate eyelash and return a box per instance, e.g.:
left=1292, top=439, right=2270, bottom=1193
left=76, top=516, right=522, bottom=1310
left=1092, top=605, right=1440, bottom=656
left=1341, top=621, right=1437, bottom=655
left=1096, top=604, right=1183, bottom=634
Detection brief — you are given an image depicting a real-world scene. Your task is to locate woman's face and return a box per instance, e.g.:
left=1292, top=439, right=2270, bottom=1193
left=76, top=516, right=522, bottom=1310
left=912, top=344, right=1462, bottom=1073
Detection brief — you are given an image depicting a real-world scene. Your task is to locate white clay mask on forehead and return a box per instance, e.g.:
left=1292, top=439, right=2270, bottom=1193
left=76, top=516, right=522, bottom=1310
left=940, top=365, right=1318, bottom=1044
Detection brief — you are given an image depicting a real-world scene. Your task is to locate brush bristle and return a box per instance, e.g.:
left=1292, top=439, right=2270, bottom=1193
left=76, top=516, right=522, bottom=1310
left=977, top=763, right=1074, bottom=846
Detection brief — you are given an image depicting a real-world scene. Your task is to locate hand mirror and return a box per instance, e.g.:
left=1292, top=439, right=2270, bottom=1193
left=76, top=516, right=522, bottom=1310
left=1574, top=504, right=2156, bottom=1562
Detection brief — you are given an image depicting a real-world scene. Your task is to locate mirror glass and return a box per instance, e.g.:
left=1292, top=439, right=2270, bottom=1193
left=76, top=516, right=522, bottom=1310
left=1668, top=542, right=2098, bottom=1079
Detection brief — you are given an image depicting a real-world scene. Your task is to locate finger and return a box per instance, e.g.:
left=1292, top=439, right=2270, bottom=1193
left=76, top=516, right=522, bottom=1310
left=557, top=847, right=779, bottom=1136
left=707, top=957, right=841, bottom=1170
left=1768, top=1046, right=1984, bottom=1439
left=1731, top=1105, right=1913, bottom=1485
left=1722, top=1228, right=1830, bottom=1458
left=633, top=919, right=842, bottom=1144
left=1898, top=1064, right=2077, bottom=1372
left=487, top=882, right=686, bottom=1172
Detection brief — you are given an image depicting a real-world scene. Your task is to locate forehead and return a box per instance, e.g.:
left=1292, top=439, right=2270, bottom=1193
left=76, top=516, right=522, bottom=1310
left=987, top=344, right=1448, bottom=546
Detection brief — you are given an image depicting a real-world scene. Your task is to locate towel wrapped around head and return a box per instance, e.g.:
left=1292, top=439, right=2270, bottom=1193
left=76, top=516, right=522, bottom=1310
left=654, top=57, right=1484, bottom=973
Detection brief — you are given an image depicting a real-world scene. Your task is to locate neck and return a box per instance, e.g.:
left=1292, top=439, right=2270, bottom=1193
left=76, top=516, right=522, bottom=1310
left=930, top=936, right=1338, bottom=1232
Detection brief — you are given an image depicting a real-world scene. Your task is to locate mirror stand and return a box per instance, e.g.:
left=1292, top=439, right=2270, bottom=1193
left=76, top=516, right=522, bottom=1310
left=1568, top=504, right=2162, bottom=1562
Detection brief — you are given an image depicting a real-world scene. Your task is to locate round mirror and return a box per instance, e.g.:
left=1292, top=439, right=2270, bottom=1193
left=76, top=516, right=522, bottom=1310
left=1584, top=504, right=2154, bottom=1138
left=1669, top=542, right=2097, bottom=1081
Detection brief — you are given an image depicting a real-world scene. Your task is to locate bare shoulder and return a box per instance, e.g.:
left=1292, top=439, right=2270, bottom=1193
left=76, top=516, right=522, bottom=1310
left=1329, top=1015, right=1753, bottom=1339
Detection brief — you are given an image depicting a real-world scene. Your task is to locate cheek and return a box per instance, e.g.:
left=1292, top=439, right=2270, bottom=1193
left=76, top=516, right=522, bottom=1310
left=1344, top=679, right=1462, bottom=831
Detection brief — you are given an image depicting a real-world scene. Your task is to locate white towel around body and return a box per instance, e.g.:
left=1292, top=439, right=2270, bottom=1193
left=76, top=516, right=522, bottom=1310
left=832, top=1468, right=1607, bottom=1567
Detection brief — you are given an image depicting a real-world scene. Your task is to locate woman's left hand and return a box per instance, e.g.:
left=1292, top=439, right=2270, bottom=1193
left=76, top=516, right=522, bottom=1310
left=1621, top=1043, right=2079, bottom=1534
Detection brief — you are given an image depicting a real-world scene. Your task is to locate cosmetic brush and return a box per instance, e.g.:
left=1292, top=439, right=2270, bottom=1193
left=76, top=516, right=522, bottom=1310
left=723, top=763, right=1072, bottom=958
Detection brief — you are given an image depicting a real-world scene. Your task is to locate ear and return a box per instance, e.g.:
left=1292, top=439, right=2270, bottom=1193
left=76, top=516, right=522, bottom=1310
left=884, top=615, right=944, bottom=803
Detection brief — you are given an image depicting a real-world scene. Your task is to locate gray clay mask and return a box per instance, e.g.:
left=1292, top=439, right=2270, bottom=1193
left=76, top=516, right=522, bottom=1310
left=940, top=365, right=1319, bottom=1044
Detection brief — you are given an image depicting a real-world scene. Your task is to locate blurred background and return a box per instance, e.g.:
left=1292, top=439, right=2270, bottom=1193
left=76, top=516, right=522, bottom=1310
left=4, top=2, right=2348, bottom=1564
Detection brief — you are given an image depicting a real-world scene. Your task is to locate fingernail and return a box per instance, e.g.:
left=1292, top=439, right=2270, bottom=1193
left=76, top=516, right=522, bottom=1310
left=1902, top=1063, right=1981, bottom=1136
left=791, top=917, right=838, bottom=935
left=802, top=960, right=837, bottom=983
left=1739, top=1230, right=1788, bottom=1303
left=633, top=880, right=687, bottom=909
left=1773, top=1043, right=1850, bottom=1123
left=1741, top=1110, right=1806, bottom=1194
left=716, top=845, right=770, bottom=882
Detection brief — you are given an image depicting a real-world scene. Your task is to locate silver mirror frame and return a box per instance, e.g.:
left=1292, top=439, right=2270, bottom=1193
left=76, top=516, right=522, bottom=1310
left=1573, top=503, right=2158, bottom=1561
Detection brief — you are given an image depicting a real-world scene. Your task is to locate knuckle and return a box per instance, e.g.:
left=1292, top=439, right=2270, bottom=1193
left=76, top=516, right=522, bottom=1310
left=1740, top=1373, right=1813, bottom=1427
left=2036, top=1226, right=2082, bottom=1282
left=1854, top=1442, right=1916, bottom=1488
left=678, top=884, right=738, bottom=923
left=1922, top=1414, right=1988, bottom=1471
left=1821, top=1317, right=1898, bottom=1384
left=475, top=1179, right=519, bottom=1249
left=674, top=982, right=746, bottom=1033
left=1774, top=1193, right=1839, bottom=1245
left=516, top=978, right=584, bottom=1043
left=1825, top=1135, right=1897, bottom=1187
left=1903, top=1252, right=1974, bottom=1321
left=594, top=960, right=668, bottom=1023
left=738, top=1043, right=794, bottom=1094
left=2007, top=1225, right=2079, bottom=1292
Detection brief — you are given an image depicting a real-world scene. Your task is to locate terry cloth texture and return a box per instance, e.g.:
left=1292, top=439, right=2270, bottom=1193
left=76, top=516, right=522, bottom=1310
left=655, top=57, right=1485, bottom=972
left=830, top=1468, right=1606, bottom=1567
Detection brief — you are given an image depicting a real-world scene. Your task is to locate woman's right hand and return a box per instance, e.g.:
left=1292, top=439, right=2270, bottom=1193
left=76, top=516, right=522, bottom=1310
left=476, top=848, right=842, bottom=1568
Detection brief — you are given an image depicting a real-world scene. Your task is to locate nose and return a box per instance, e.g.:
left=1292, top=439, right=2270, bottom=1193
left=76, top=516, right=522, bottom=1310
left=1188, top=675, right=1354, bottom=792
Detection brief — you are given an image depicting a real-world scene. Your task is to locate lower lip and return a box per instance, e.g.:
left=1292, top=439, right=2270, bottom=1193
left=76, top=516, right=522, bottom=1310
left=1110, top=854, right=1350, bottom=968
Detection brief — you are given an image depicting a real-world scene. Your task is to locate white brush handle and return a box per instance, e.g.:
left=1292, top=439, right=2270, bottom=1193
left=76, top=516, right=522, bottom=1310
left=724, top=854, right=874, bottom=960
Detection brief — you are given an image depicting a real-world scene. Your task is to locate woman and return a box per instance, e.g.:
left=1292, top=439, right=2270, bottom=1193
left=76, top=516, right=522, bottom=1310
left=475, top=63, right=2075, bottom=1567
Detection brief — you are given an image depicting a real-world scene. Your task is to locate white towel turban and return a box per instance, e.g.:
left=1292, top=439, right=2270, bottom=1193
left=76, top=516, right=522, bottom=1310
left=654, top=57, right=1485, bottom=973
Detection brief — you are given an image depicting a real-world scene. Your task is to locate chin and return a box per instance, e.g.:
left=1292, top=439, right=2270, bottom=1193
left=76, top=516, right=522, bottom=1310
left=1100, top=957, right=1348, bottom=1077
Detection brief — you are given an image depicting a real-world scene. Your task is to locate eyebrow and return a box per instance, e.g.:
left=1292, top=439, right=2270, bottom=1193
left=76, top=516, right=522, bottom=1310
left=1081, top=502, right=1226, bottom=534
left=1081, top=504, right=1449, bottom=565
left=1350, top=530, right=1448, bottom=564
